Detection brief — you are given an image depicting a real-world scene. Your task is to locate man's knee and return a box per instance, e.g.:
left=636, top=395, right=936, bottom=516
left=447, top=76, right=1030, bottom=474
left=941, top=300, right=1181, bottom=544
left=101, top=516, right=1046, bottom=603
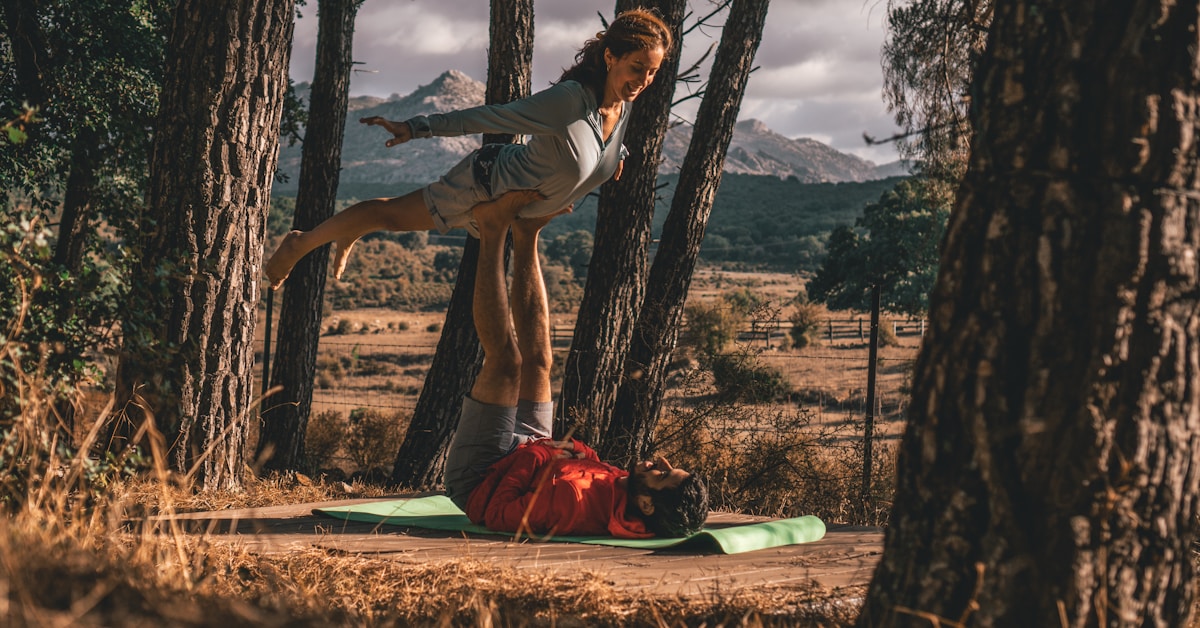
left=487, top=341, right=523, bottom=377
left=520, top=346, right=552, bottom=381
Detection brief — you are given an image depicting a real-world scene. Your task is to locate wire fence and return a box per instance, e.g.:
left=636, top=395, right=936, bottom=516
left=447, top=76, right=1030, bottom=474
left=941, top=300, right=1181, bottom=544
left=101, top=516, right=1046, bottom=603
left=257, top=323, right=922, bottom=442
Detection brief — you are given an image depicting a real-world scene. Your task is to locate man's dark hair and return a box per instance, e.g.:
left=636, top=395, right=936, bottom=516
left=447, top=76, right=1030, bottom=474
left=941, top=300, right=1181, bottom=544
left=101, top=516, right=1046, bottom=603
left=642, top=475, right=709, bottom=537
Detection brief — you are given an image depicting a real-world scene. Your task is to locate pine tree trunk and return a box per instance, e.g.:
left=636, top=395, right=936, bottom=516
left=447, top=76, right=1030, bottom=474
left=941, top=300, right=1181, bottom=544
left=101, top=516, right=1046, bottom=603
left=390, top=0, right=533, bottom=488
left=858, top=1, right=1200, bottom=625
left=114, top=0, right=295, bottom=490
left=555, top=0, right=686, bottom=443
left=602, top=0, right=769, bottom=466
left=257, top=0, right=360, bottom=472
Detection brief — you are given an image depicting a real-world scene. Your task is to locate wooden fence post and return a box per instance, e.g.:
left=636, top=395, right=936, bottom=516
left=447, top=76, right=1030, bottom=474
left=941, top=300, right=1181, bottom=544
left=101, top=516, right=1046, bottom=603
left=863, top=285, right=880, bottom=510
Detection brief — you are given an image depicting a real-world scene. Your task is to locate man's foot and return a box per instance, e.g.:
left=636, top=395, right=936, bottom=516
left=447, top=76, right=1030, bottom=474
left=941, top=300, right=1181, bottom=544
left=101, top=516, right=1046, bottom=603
left=473, top=189, right=545, bottom=235
left=265, top=231, right=306, bottom=290
left=513, top=204, right=573, bottom=238
left=332, top=237, right=359, bottom=280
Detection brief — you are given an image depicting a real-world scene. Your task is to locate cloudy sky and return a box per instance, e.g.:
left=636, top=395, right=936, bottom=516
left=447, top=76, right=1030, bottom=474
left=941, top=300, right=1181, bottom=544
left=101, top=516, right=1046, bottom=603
left=289, top=0, right=901, bottom=164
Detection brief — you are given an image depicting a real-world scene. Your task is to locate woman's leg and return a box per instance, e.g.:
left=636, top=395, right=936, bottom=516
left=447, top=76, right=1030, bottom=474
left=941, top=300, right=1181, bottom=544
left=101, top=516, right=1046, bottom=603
left=264, top=189, right=437, bottom=289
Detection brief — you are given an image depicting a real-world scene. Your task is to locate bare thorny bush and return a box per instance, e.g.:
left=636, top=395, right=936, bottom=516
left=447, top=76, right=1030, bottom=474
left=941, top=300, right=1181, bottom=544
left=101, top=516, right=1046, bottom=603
left=653, top=367, right=896, bottom=527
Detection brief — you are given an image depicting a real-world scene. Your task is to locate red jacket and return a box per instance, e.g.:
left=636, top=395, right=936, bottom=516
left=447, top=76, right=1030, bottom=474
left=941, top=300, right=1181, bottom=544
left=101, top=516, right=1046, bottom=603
left=465, top=438, right=652, bottom=539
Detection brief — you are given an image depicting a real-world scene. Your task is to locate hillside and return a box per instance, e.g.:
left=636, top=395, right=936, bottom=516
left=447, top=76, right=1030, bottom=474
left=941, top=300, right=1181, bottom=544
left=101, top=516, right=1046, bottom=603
left=315, top=173, right=904, bottom=272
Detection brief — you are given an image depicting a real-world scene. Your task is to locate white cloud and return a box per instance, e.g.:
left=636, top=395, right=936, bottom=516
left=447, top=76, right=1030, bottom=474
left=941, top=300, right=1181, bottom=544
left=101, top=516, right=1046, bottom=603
left=356, top=5, right=488, bottom=54
left=289, top=0, right=901, bottom=161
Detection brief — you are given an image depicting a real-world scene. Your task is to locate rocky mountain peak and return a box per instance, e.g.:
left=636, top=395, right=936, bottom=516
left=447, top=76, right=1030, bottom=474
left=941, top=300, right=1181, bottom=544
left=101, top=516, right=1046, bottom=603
left=736, top=118, right=772, bottom=135
left=407, top=70, right=481, bottom=102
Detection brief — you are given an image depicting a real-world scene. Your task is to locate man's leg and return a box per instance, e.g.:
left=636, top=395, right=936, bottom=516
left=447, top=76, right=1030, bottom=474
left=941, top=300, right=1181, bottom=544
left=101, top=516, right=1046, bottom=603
left=264, top=189, right=437, bottom=289
left=442, top=191, right=541, bottom=508
left=508, top=213, right=560, bottom=444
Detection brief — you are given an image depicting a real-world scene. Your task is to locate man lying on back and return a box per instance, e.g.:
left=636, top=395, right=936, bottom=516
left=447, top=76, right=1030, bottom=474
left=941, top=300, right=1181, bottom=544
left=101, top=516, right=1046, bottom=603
left=441, top=191, right=708, bottom=538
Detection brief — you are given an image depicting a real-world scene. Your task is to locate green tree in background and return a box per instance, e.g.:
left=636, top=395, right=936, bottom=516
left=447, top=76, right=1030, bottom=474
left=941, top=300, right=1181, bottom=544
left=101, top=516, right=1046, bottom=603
left=808, top=177, right=949, bottom=317
left=0, top=0, right=170, bottom=432
left=881, top=0, right=991, bottom=181
left=544, top=230, right=593, bottom=281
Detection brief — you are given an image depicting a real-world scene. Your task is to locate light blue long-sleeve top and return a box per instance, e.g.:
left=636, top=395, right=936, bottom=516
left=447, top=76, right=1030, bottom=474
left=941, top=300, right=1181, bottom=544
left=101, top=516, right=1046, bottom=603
left=406, top=80, right=629, bottom=225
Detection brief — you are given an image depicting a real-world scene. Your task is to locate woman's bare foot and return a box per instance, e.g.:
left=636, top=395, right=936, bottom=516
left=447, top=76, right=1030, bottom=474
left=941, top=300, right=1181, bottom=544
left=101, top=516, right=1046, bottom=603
left=473, top=189, right=546, bottom=235
left=265, top=230, right=307, bottom=290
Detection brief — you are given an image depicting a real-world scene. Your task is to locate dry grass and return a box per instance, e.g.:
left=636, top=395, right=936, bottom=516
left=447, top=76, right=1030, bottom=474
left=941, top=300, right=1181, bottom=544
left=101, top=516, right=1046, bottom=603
left=0, top=491, right=863, bottom=627
left=0, top=379, right=861, bottom=626
left=0, top=267, right=879, bottom=626
left=0, top=403, right=864, bottom=628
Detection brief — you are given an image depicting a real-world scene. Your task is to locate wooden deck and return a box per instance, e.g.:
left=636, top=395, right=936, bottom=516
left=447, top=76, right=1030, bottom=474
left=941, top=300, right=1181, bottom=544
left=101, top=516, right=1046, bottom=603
left=161, top=496, right=883, bottom=598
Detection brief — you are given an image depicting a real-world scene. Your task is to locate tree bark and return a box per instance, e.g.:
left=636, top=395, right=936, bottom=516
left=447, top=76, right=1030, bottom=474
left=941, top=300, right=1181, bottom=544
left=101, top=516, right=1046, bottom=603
left=257, top=0, right=361, bottom=472
left=114, top=0, right=295, bottom=490
left=602, top=0, right=769, bottom=466
left=390, top=0, right=533, bottom=488
left=555, top=0, right=686, bottom=443
left=858, top=1, right=1200, bottom=625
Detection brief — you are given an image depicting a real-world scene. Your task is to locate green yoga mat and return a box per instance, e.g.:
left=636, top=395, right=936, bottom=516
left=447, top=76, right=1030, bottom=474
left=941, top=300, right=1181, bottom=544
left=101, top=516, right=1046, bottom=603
left=315, top=495, right=825, bottom=554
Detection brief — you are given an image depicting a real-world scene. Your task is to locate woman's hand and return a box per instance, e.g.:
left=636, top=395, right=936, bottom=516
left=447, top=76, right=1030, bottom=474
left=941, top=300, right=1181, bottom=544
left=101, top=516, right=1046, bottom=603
left=613, top=159, right=624, bottom=181
left=360, top=117, right=412, bottom=147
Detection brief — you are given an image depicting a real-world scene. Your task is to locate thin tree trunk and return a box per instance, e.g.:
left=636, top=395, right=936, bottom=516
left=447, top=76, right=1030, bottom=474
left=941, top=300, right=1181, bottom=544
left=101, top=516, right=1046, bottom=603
left=257, top=0, right=360, bottom=472
left=859, top=1, right=1200, bottom=625
left=556, top=0, right=686, bottom=443
left=47, top=128, right=100, bottom=441
left=602, top=0, right=769, bottom=466
left=113, top=0, right=295, bottom=490
left=0, top=0, right=48, bottom=114
left=54, top=130, right=99, bottom=273
left=390, top=0, right=533, bottom=488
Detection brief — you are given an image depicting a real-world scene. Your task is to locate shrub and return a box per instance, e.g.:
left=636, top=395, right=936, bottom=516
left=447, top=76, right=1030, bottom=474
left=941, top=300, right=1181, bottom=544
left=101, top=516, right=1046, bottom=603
left=681, top=300, right=743, bottom=358
left=305, top=410, right=346, bottom=471
left=344, top=408, right=408, bottom=473
left=722, top=287, right=766, bottom=316
left=708, top=352, right=790, bottom=403
left=425, top=322, right=441, bottom=333
left=328, top=318, right=355, bottom=335
left=653, top=390, right=893, bottom=525
left=789, top=300, right=823, bottom=348
left=879, top=319, right=900, bottom=347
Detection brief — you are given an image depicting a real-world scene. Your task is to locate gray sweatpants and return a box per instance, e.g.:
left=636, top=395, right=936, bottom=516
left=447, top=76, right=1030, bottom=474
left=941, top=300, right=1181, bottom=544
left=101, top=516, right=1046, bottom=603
left=443, top=396, right=553, bottom=511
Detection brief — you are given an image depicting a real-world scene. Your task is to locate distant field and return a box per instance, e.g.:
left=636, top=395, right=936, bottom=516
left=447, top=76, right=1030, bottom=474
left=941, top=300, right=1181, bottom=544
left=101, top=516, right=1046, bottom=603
left=256, top=268, right=920, bottom=476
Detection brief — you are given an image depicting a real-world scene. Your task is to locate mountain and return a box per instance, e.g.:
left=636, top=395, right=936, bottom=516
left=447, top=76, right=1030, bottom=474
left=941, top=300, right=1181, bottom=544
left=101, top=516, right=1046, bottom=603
left=280, top=70, right=487, bottom=185
left=277, top=70, right=909, bottom=188
left=660, top=118, right=899, bottom=183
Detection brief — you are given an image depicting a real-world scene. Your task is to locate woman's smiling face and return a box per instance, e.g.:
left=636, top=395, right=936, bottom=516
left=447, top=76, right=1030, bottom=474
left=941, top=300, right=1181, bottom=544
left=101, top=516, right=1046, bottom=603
left=603, top=45, right=665, bottom=103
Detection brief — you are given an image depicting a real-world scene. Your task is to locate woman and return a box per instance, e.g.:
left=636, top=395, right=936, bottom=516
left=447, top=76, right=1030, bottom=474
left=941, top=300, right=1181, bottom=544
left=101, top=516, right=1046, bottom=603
left=265, top=8, right=672, bottom=289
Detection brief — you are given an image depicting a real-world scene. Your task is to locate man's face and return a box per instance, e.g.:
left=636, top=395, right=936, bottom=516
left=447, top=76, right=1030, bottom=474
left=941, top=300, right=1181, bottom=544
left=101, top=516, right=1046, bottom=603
left=630, top=456, right=689, bottom=492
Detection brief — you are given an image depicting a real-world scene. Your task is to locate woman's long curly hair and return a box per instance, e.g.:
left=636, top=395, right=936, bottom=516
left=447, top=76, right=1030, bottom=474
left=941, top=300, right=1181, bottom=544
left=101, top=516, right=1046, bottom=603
left=558, top=8, right=673, bottom=100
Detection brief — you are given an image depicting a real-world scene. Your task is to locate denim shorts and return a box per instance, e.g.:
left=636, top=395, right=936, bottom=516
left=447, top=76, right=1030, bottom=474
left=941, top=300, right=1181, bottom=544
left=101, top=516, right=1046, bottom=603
left=422, top=144, right=507, bottom=238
